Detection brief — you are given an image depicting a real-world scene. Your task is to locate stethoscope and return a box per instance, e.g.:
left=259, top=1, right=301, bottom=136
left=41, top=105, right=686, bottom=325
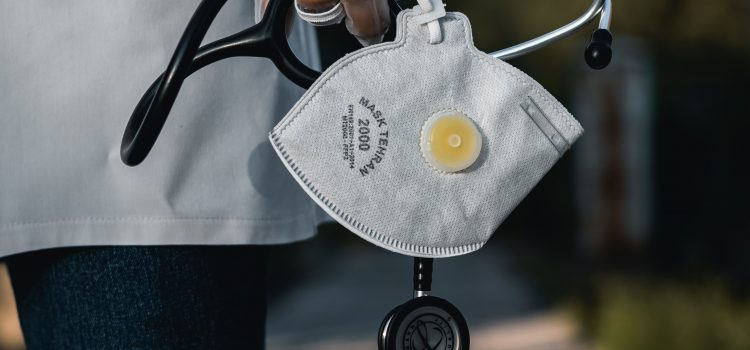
left=120, top=1, right=614, bottom=348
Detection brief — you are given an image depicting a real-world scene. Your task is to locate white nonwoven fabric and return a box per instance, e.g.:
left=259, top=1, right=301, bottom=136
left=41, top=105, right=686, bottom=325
left=0, top=1, right=325, bottom=258
left=270, top=9, right=584, bottom=258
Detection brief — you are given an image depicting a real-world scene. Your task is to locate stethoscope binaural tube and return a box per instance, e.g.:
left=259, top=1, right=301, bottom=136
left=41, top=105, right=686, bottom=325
left=121, top=0, right=613, bottom=167
left=491, top=0, right=613, bottom=69
left=121, top=0, right=321, bottom=166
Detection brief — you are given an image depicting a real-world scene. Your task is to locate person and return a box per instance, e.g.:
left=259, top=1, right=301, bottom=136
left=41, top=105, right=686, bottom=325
left=0, top=0, right=391, bottom=348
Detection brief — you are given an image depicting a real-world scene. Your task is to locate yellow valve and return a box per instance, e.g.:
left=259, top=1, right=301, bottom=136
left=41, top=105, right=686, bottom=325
left=420, top=111, right=482, bottom=173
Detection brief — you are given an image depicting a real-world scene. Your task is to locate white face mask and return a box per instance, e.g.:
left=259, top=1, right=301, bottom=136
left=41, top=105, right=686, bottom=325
left=270, top=6, right=583, bottom=258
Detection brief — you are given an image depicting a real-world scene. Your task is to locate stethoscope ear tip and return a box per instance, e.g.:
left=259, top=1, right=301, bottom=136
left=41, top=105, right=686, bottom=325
left=120, top=137, right=148, bottom=167
left=120, top=150, right=143, bottom=167
left=585, top=28, right=613, bottom=70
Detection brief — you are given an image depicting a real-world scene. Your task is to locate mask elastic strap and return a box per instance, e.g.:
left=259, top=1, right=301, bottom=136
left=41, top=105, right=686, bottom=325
left=413, top=0, right=446, bottom=44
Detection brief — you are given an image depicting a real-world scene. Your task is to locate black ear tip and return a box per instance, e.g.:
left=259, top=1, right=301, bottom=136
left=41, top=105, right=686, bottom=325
left=585, top=29, right=613, bottom=70
left=585, top=43, right=612, bottom=70
left=120, top=144, right=146, bottom=167
left=121, top=154, right=143, bottom=167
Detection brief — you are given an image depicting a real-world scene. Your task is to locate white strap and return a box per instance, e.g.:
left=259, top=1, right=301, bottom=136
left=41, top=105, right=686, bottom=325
left=295, top=0, right=346, bottom=27
left=413, top=0, right=446, bottom=44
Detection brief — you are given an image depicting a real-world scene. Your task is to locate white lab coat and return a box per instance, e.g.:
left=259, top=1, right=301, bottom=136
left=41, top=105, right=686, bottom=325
left=0, top=1, right=326, bottom=258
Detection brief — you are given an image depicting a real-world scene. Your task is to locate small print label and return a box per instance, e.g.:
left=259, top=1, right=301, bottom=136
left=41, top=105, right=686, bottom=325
left=340, top=96, right=390, bottom=176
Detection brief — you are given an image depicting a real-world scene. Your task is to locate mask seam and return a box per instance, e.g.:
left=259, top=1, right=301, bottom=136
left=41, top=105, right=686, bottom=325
left=273, top=13, right=468, bottom=137
left=468, top=47, right=583, bottom=141
left=270, top=133, right=484, bottom=257
left=445, top=12, right=583, bottom=140
left=270, top=13, right=574, bottom=257
left=520, top=96, right=570, bottom=155
left=270, top=16, right=485, bottom=257
left=275, top=12, right=580, bottom=140
left=272, top=11, right=419, bottom=136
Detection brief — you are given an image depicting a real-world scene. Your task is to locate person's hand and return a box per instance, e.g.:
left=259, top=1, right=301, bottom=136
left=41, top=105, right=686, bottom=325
left=265, top=0, right=391, bottom=46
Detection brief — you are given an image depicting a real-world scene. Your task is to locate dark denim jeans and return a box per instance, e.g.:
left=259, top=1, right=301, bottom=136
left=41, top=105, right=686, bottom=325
left=6, top=246, right=267, bottom=349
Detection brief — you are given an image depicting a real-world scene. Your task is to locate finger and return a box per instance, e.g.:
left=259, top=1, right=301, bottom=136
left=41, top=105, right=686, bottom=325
left=341, top=0, right=390, bottom=45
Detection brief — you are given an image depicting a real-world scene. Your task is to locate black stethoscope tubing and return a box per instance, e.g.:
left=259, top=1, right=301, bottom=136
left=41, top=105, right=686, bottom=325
left=122, top=0, right=326, bottom=166
left=121, top=0, right=403, bottom=167
left=120, top=0, right=609, bottom=167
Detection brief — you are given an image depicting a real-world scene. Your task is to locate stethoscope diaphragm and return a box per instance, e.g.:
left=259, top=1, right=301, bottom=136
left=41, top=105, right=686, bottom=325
left=378, top=258, right=470, bottom=350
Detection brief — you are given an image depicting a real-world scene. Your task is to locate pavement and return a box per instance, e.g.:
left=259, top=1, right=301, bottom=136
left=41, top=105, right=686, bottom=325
left=265, top=235, right=589, bottom=350
left=0, top=231, right=590, bottom=350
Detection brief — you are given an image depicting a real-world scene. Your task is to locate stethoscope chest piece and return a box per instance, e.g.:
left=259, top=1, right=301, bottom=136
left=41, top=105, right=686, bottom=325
left=379, top=295, right=469, bottom=350
left=379, top=258, right=470, bottom=350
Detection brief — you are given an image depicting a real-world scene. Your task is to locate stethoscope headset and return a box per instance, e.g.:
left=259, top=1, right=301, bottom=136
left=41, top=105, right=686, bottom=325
left=119, top=1, right=614, bottom=348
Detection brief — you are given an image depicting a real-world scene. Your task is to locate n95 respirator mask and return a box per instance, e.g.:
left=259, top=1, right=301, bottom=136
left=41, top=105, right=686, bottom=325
left=270, top=6, right=583, bottom=258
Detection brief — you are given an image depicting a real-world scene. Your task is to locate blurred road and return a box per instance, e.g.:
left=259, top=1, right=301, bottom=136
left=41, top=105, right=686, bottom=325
left=0, top=233, right=589, bottom=350
left=266, top=237, right=588, bottom=350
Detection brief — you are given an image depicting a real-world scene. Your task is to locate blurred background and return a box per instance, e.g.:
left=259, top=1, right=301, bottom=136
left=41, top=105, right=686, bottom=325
left=2, top=0, right=750, bottom=349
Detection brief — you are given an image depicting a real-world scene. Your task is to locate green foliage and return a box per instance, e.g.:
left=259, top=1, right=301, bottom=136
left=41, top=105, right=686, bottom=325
left=580, top=280, right=750, bottom=350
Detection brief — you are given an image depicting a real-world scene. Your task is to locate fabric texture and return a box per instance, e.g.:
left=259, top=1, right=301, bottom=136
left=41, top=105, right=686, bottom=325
left=270, top=9, right=584, bottom=258
left=6, top=246, right=267, bottom=349
left=0, top=1, right=326, bottom=258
